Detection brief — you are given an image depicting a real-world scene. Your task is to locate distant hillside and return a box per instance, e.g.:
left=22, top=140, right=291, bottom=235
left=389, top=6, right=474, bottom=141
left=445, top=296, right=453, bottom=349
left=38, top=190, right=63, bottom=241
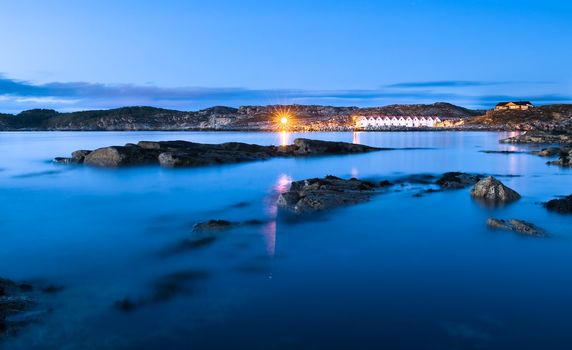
left=465, top=105, right=572, bottom=131
left=0, top=102, right=503, bottom=131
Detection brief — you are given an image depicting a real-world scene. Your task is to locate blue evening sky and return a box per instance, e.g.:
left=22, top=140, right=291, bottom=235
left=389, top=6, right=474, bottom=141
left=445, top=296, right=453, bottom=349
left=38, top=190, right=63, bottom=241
left=0, top=0, right=571, bottom=112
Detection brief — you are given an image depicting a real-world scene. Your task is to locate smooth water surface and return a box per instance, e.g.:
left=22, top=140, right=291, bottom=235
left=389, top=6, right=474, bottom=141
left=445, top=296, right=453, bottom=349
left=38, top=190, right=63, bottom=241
left=0, top=131, right=571, bottom=350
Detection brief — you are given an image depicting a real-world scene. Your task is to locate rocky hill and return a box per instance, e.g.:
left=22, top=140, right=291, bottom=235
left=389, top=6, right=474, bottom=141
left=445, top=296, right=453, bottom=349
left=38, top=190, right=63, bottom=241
left=465, top=105, right=572, bottom=132
left=0, top=102, right=482, bottom=131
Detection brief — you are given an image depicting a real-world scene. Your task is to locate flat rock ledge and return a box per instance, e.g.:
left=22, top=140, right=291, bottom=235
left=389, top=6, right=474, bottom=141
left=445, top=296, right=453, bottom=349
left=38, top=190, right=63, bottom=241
left=487, top=218, right=547, bottom=237
left=470, top=176, right=521, bottom=203
left=544, top=195, right=572, bottom=214
left=500, top=131, right=572, bottom=145
left=277, top=175, right=378, bottom=213
left=54, top=138, right=381, bottom=168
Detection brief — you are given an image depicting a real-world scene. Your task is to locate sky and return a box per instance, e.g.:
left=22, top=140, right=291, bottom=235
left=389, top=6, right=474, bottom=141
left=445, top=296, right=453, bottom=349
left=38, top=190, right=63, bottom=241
left=0, top=0, right=571, bottom=113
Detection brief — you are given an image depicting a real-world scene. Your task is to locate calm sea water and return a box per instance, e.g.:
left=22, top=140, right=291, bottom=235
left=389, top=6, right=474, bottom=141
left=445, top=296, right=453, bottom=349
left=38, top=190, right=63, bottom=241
left=0, top=131, right=571, bottom=350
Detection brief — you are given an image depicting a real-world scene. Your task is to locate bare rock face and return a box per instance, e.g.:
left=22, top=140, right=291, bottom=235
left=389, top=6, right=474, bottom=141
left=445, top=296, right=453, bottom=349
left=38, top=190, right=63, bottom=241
left=470, top=176, right=521, bottom=203
left=277, top=175, right=378, bottom=213
left=436, top=172, right=483, bottom=189
left=487, top=218, right=547, bottom=237
left=544, top=195, right=572, bottom=214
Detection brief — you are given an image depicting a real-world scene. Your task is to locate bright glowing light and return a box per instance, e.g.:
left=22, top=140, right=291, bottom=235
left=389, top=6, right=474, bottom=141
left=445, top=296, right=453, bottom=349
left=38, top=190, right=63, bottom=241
left=280, top=116, right=288, bottom=125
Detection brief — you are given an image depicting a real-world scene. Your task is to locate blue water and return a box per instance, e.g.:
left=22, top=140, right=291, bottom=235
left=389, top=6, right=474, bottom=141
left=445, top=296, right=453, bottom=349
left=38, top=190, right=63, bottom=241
left=0, top=131, right=571, bottom=349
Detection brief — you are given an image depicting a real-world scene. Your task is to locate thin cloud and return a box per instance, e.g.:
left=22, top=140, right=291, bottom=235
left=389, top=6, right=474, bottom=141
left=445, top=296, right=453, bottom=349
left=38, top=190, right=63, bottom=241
left=386, top=80, right=506, bottom=88
left=0, top=75, right=570, bottom=113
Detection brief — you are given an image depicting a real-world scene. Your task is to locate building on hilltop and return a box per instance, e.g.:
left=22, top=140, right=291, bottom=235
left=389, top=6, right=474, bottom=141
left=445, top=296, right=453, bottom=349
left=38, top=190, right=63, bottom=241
left=494, top=101, right=533, bottom=111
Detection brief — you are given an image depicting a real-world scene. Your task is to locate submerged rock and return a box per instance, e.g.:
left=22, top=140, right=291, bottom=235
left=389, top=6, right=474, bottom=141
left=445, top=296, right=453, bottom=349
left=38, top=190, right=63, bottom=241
left=277, top=175, right=378, bottom=213
left=544, top=195, right=572, bottom=214
left=191, top=219, right=264, bottom=233
left=0, top=278, right=37, bottom=337
left=192, top=220, right=235, bottom=233
left=436, top=172, right=483, bottom=189
left=486, top=218, right=547, bottom=237
left=470, top=176, right=521, bottom=203
left=57, top=138, right=382, bottom=168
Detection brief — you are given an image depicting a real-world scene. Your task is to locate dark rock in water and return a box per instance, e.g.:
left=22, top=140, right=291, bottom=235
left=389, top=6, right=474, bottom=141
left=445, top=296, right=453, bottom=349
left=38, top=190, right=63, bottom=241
left=480, top=150, right=525, bottom=154
left=113, top=297, right=140, bottom=312
left=546, top=148, right=572, bottom=167
left=191, top=219, right=265, bottom=233
left=53, top=150, right=93, bottom=164
left=277, top=175, right=378, bottom=213
left=394, top=174, right=437, bottom=185
left=544, top=195, right=572, bottom=214
left=192, top=220, right=235, bottom=233
left=379, top=180, right=392, bottom=187
left=530, top=147, right=563, bottom=157
left=470, top=176, right=521, bottom=203
left=288, top=138, right=381, bottom=155
left=83, top=145, right=160, bottom=167
left=487, top=218, right=547, bottom=237
left=57, top=138, right=383, bottom=168
left=1, top=278, right=37, bottom=337
left=436, top=172, right=483, bottom=189
left=500, top=131, right=572, bottom=145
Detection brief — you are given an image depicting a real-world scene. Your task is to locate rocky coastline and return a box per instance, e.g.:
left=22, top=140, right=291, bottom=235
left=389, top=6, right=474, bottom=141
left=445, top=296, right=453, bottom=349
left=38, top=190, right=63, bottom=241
left=2, top=102, right=570, bottom=132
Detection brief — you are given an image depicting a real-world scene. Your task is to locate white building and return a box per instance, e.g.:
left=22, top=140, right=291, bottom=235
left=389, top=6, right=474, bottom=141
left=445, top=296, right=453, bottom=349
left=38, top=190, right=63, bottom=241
left=355, top=116, right=442, bottom=129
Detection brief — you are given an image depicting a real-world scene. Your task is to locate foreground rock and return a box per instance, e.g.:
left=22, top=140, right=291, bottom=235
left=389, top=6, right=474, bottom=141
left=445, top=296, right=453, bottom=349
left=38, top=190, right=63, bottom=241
left=277, top=175, right=378, bottom=213
left=436, top=172, right=483, bottom=189
left=544, top=195, right=572, bottom=214
left=500, top=131, right=572, bottom=145
left=487, top=218, right=547, bottom=237
left=1, top=278, right=36, bottom=337
left=470, top=176, right=521, bottom=203
left=55, top=138, right=382, bottom=168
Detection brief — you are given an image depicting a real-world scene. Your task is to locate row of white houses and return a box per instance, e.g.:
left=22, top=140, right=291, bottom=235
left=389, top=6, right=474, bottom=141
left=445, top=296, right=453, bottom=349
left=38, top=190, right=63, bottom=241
left=356, top=116, right=443, bottom=128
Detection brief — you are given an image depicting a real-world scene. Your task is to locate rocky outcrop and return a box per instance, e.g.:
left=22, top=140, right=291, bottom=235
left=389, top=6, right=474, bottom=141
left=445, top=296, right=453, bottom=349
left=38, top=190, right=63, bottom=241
left=530, top=147, right=563, bottom=157
left=486, top=218, right=547, bottom=237
left=544, top=195, right=572, bottom=214
left=277, top=175, right=378, bottom=213
left=289, top=138, right=381, bottom=155
left=467, top=105, right=572, bottom=131
left=546, top=148, right=572, bottom=167
left=436, top=172, right=483, bottom=189
left=500, top=131, right=572, bottom=144
left=470, top=176, right=521, bottom=203
left=55, top=138, right=382, bottom=168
